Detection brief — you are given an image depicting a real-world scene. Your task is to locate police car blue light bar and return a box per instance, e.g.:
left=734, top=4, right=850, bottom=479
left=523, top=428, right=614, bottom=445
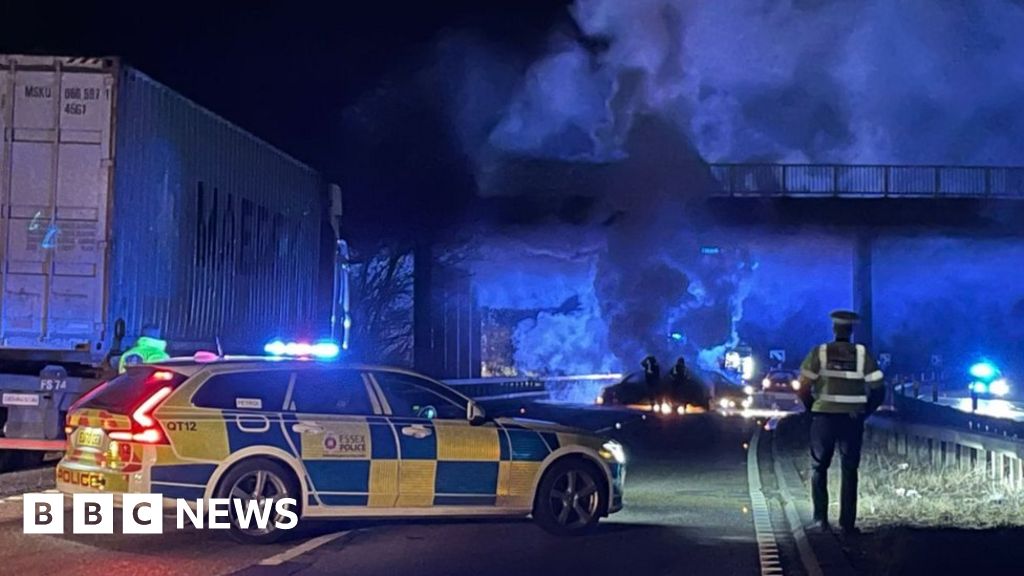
left=264, top=340, right=340, bottom=359
left=970, top=361, right=997, bottom=381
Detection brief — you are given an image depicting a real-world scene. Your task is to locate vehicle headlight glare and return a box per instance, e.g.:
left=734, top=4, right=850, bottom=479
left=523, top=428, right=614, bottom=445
left=601, top=440, right=626, bottom=464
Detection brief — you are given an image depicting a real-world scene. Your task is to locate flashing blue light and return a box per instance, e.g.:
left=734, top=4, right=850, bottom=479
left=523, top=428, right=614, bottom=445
left=969, top=361, right=997, bottom=381
left=264, top=340, right=340, bottom=359
left=670, top=332, right=684, bottom=342
left=970, top=381, right=988, bottom=394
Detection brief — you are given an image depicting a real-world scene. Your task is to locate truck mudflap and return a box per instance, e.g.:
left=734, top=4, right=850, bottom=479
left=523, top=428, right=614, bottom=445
left=1, top=366, right=102, bottom=445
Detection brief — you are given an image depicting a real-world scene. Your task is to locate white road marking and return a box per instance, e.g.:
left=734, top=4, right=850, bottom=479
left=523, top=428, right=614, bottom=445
left=767, top=425, right=824, bottom=576
left=747, top=427, right=785, bottom=576
left=258, top=531, right=350, bottom=566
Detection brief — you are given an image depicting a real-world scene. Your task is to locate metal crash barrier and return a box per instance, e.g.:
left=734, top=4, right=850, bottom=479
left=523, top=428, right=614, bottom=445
left=443, top=377, right=548, bottom=402
left=863, top=380, right=1024, bottom=491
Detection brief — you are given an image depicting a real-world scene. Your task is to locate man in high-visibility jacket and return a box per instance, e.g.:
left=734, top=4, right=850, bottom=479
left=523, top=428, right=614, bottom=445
left=797, top=310, right=885, bottom=535
left=118, top=326, right=170, bottom=374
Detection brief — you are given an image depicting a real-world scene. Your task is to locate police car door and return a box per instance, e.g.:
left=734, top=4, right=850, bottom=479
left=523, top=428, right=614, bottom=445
left=371, top=371, right=502, bottom=508
left=287, top=368, right=398, bottom=509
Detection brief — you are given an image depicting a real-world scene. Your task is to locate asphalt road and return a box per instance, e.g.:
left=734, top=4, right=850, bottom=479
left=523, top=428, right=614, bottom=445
left=0, top=414, right=761, bottom=576
left=931, top=395, right=1024, bottom=421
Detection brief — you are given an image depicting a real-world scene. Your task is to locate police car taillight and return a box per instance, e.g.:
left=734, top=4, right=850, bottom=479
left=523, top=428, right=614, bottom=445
left=107, top=378, right=176, bottom=444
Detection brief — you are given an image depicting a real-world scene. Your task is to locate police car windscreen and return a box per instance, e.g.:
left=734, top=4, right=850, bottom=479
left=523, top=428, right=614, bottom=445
left=79, top=368, right=185, bottom=412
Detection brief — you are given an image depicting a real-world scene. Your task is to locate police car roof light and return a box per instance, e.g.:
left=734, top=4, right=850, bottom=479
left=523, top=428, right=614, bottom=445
left=264, top=340, right=340, bottom=359
left=970, top=361, right=997, bottom=381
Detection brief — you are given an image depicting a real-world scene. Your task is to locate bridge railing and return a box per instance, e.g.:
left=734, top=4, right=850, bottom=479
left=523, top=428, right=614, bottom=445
left=444, top=373, right=623, bottom=404
left=709, top=164, right=1024, bottom=198
left=444, top=377, right=547, bottom=402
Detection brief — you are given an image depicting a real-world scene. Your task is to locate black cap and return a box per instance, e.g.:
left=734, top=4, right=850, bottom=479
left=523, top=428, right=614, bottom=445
left=830, top=310, right=861, bottom=326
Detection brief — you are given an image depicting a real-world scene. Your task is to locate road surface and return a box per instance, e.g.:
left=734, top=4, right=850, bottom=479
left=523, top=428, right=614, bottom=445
left=0, top=414, right=763, bottom=576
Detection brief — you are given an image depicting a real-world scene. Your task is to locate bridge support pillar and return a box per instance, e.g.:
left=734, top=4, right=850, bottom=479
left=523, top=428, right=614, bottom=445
left=853, top=233, right=874, bottom=350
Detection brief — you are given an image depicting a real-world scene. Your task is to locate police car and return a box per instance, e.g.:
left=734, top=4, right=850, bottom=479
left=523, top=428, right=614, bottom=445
left=56, top=344, right=626, bottom=543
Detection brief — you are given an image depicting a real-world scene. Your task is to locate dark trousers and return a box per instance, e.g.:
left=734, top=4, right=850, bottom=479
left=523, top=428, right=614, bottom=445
left=810, top=412, right=865, bottom=529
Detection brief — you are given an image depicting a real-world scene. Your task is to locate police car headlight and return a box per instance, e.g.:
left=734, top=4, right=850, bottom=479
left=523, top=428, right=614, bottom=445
left=600, top=440, right=626, bottom=464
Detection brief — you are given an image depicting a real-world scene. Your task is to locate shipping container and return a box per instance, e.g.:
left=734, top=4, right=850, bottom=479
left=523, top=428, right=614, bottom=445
left=0, top=55, right=333, bottom=459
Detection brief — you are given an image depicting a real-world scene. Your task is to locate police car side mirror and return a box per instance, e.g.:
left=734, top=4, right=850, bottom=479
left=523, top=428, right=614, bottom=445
left=467, top=401, right=487, bottom=426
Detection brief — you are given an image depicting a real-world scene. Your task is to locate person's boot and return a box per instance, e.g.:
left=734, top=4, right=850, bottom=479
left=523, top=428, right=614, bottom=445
left=808, top=518, right=831, bottom=533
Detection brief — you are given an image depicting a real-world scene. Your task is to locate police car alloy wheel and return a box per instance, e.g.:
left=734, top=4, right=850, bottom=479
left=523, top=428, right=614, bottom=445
left=215, top=458, right=299, bottom=544
left=534, top=459, right=606, bottom=536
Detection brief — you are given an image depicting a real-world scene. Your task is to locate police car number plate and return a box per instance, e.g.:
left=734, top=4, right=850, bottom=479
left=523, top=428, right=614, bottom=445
left=76, top=428, right=104, bottom=449
left=2, top=393, right=39, bottom=406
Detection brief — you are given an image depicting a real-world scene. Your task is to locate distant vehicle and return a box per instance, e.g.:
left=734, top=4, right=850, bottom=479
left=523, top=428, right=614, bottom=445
left=0, top=55, right=350, bottom=469
left=597, top=371, right=710, bottom=415
left=760, top=369, right=800, bottom=394
left=969, top=360, right=1010, bottom=397
left=57, top=347, right=626, bottom=542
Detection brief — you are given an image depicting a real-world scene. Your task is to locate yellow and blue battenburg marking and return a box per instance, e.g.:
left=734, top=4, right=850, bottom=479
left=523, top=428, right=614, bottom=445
left=142, top=400, right=610, bottom=512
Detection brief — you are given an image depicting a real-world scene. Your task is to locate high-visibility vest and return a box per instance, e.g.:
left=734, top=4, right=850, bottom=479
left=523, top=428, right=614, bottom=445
left=800, top=341, right=884, bottom=413
left=118, top=336, right=170, bottom=374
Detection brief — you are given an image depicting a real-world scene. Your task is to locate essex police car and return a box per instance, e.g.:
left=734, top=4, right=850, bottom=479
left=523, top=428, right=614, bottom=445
left=56, top=341, right=626, bottom=543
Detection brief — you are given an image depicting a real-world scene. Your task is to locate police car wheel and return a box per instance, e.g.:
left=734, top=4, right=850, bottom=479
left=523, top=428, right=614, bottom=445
left=215, top=458, right=299, bottom=544
left=533, top=459, right=606, bottom=536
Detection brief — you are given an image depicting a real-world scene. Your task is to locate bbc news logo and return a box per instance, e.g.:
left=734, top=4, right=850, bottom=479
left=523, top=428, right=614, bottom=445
left=23, top=493, right=298, bottom=534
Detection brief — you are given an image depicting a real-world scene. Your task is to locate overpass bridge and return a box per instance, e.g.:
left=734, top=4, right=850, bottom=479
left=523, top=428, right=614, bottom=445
left=708, top=163, right=1024, bottom=199
left=706, top=163, right=1024, bottom=353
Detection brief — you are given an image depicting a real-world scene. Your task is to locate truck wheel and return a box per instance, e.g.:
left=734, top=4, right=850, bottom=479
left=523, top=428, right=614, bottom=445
left=533, top=458, right=606, bottom=536
left=214, top=458, right=300, bottom=544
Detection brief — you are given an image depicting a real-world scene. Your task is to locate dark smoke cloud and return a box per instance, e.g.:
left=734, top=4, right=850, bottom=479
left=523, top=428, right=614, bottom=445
left=481, top=0, right=1024, bottom=168
left=438, top=0, right=1024, bottom=378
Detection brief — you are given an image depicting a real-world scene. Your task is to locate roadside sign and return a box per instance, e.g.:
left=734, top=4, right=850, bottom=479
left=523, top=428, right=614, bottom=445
left=878, top=352, right=891, bottom=370
left=769, top=349, right=786, bottom=364
left=700, top=246, right=721, bottom=255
